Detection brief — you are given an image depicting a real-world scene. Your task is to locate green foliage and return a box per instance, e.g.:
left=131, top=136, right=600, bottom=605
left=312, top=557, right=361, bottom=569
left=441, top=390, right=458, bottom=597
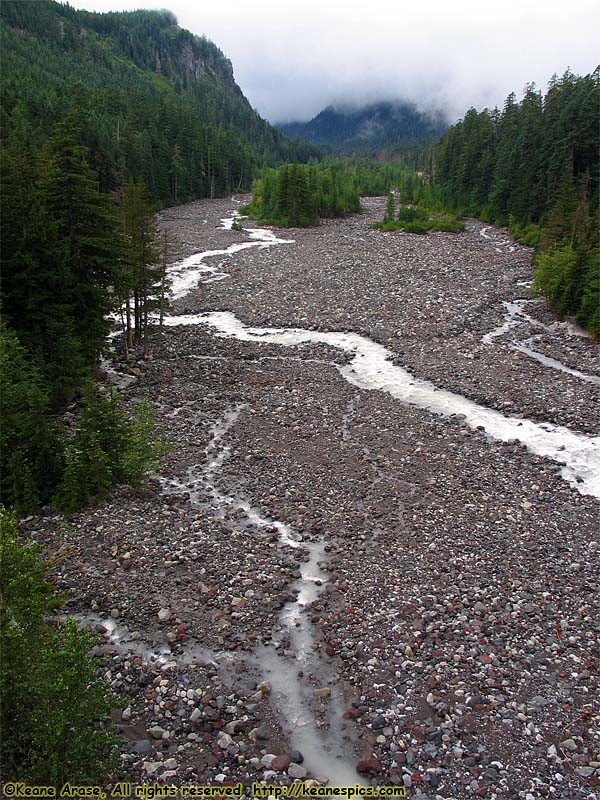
left=533, top=244, right=600, bottom=334
left=53, top=385, right=170, bottom=514
left=372, top=204, right=464, bottom=235
left=0, top=507, right=120, bottom=784
left=510, top=220, right=542, bottom=248
left=0, top=0, right=320, bottom=207
left=247, top=163, right=361, bottom=227
left=0, top=326, right=64, bottom=511
left=434, top=68, right=600, bottom=332
left=384, top=192, right=396, bottom=222
left=121, top=395, right=172, bottom=485
left=116, top=177, right=165, bottom=355
left=1, top=111, right=122, bottom=403
left=578, top=250, right=600, bottom=334
left=532, top=246, right=579, bottom=311
left=318, top=156, right=435, bottom=196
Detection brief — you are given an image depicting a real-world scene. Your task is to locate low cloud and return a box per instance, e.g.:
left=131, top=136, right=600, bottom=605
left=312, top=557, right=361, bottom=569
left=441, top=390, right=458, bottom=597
left=69, top=0, right=600, bottom=123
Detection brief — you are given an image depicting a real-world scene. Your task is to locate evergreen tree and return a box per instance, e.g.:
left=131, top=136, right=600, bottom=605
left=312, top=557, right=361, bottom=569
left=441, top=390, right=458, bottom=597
left=539, top=169, right=578, bottom=251
left=246, top=163, right=360, bottom=227
left=0, top=507, right=120, bottom=784
left=0, top=327, right=64, bottom=511
left=434, top=69, right=599, bottom=332
left=37, top=111, right=123, bottom=370
left=53, top=385, right=170, bottom=514
left=117, top=178, right=162, bottom=357
left=384, top=192, right=396, bottom=222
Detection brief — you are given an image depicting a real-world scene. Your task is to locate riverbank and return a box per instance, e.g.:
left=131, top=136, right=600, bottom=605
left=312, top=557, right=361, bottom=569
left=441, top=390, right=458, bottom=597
left=27, top=196, right=599, bottom=797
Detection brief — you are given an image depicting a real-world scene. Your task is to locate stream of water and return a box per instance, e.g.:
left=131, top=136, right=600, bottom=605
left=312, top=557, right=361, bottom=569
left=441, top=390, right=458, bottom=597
left=96, top=211, right=599, bottom=782
left=162, top=310, right=600, bottom=499
left=168, top=213, right=294, bottom=300
left=158, top=401, right=367, bottom=783
left=482, top=299, right=600, bottom=385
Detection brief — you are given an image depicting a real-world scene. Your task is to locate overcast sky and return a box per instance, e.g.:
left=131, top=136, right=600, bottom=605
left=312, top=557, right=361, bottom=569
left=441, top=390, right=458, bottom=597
left=68, top=0, right=599, bottom=123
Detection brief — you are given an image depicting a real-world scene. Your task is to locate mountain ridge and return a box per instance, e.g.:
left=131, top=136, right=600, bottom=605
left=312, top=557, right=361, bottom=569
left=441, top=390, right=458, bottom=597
left=0, top=0, right=319, bottom=204
left=279, top=100, right=447, bottom=151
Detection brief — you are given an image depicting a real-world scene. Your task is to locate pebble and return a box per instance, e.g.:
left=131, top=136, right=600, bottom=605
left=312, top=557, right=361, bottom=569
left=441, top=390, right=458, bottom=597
left=30, top=197, right=599, bottom=799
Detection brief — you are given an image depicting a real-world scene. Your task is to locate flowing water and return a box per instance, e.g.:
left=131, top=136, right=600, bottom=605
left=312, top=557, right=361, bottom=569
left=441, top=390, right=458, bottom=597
left=168, top=213, right=294, bottom=301
left=161, top=310, right=600, bottom=499
left=483, top=299, right=600, bottom=385
left=159, top=401, right=367, bottom=783
left=110, top=211, right=598, bottom=782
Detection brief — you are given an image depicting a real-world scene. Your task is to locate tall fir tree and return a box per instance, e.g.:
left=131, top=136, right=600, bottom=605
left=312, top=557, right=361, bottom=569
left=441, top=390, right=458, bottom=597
left=37, top=111, right=123, bottom=370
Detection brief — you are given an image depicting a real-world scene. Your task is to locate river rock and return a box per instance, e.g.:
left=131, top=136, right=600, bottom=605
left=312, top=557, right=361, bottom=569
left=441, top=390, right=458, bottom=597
left=288, top=763, right=307, bottom=779
left=271, top=754, right=291, bottom=771
left=356, top=757, right=382, bottom=775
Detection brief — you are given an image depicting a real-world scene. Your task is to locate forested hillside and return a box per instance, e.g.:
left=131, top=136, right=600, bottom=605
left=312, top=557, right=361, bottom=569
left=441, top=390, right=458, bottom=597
left=0, top=0, right=319, bottom=205
left=279, top=101, right=447, bottom=153
left=434, top=69, right=599, bottom=332
left=1, top=0, right=322, bottom=512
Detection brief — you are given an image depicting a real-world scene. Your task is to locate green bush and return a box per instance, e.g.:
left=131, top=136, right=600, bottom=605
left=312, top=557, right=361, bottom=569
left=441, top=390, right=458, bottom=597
left=371, top=206, right=465, bottom=235
left=532, top=245, right=578, bottom=315
left=53, top=384, right=171, bottom=514
left=511, top=220, right=542, bottom=248
left=431, top=217, right=465, bottom=233
left=0, top=507, right=120, bottom=784
left=397, top=205, right=427, bottom=223
left=402, top=219, right=431, bottom=235
left=577, top=251, right=600, bottom=335
left=0, top=326, right=64, bottom=512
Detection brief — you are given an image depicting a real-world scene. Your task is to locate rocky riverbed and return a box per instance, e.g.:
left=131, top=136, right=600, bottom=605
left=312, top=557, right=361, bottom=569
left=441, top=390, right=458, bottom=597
left=26, top=196, right=599, bottom=798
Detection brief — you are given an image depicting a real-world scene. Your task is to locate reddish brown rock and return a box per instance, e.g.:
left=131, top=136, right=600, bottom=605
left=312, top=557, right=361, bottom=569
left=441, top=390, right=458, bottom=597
left=401, top=602, right=418, bottom=618
left=271, top=754, right=291, bottom=771
left=356, top=757, right=382, bottom=775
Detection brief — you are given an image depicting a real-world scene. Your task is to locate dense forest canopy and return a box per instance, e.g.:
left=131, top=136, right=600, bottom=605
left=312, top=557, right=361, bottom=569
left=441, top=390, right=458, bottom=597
left=245, top=163, right=361, bottom=227
left=433, top=69, right=599, bottom=332
left=279, top=100, right=447, bottom=153
left=0, top=0, right=320, bottom=206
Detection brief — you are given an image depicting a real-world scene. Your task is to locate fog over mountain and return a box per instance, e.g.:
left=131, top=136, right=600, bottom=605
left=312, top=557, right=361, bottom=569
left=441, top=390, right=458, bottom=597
left=68, top=0, right=600, bottom=123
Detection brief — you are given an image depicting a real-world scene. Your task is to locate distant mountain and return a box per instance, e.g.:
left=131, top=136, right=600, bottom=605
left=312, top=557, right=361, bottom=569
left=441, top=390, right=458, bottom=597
left=0, top=1, right=319, bottom=204
left=279, top=101, right=447, bottom=151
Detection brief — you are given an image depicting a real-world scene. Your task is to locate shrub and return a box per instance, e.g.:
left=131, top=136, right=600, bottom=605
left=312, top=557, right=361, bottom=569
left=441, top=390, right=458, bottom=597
left=371, top=209, right=465, bottom=235
left=577, top=251, right=600, bottom=335
left=53, top=384, right=170, bottom=513
left=397, top=205, right=427, bottom=223
left=532, top=245, right=578, bottom=315
left=0, top=507, right=120, bottom=784
left=0, top=326, right=64, bottom=512
left=402, top=219, right=431, bottom=235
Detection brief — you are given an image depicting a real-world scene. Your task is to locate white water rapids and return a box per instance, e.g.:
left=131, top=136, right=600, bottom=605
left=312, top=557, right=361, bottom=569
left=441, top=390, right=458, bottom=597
left=162, top=311, right=600, bottom=499
left=168, top=214, right=294, bottom=300
left=482, top=299, right=600, bottom=386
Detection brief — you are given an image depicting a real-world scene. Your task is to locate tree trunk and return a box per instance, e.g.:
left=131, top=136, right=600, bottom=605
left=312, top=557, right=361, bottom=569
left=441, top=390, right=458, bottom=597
left=119, top=303, right=129, bottom=362
left=133, top=291, right=140, bottom=344
left=126, top=296, right=133, bottom=349
left=156, top=232, right=168, bottom=355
